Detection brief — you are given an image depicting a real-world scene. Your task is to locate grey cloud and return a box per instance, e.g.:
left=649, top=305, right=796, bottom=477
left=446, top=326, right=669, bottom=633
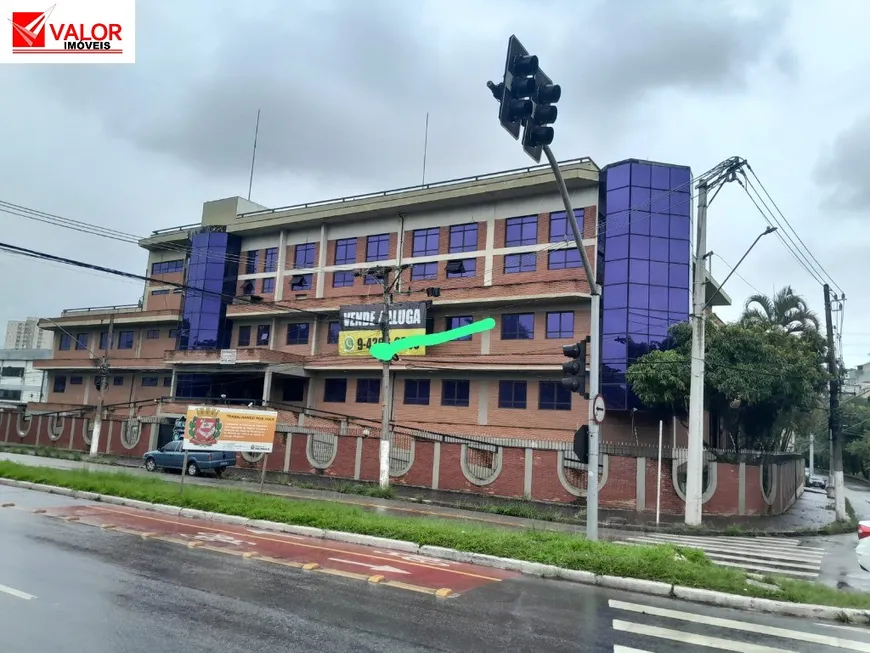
left=814, top=112, right=870, bottom=212
left=22, top=0, right=795, bottom=189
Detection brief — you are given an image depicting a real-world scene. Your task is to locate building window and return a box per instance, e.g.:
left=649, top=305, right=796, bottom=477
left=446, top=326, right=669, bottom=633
left=335, top=238, right=357, bottom=265
left=290, top=274, right=312, bottom=291
left=366, top=234, right=390, bottom=262
left=412, top=227, right=439, bottom=257
left=0, top=367, right=23, bottom=378
left=256, top=325, right=271, bottom=346
left=546, top=311, right=574, bottom=339
left=75, top=334, right=88, bottom=350
left=504, top=253, right=536, bottom=274
left=286, top=323, right=310, bottom=345
left=283, top=378, right=305, bottom=402
left=498, top=380, right=527, bottom=409
left=404, top=379, right=430, bottom=405
left=53, top=375, right=66, bottom=393
left=548, top=249, right=581, bottom=269
left=333, top=271, right=355, bottom=287
left=549, top=210, right=583, bottom=243
left=411, top=262, right=437, bottom=280
left=295, top=243, right=315, bottom=268
left=146, top=329, right=160, bottom=339
left=0, top=389, right=21, bottom=401
left=264, top=247, right=278, bottom=272
left=356, top=379, right=380, bottom=404
left=169, top=328, right=178, bottom=339
left=449, top=223, right=478, bottom=253
left=151, top=259, right=184, bottom=275
left=163, top=377, right=173, bottom=387
left=237, top=325, right=251, bottom=347
left=58, top=333, right=71, bottom=350
left=327, top=321, right=340, bottom=345
left=70, top=376, right=83, bottom=385
left=151, top=289, right=170, bottom=296
left=446, top=258, right=476, bottom=278
left=244, top=250, right=259, bottom=275
left=501, top=313, right=535, bottom=340
left=324, top=378, right=347, bottom=403
left=142, top=377, right=159, bottom=387
left=505, top=215, right=537, bottom=247
left=262, top=277, right=276, bottom=294
left=112, top=376, right=124, bottom=386
left=445, top=316, right=472, bottom=341
left=99, top=332, right=110, bottom=350
left=117, top=331, right=135, bottom=349
left=539, top=381, right=571, bottom=410
left=441, top=379, right=470, bottom=407
left=364, top=272, right=381, bottom=285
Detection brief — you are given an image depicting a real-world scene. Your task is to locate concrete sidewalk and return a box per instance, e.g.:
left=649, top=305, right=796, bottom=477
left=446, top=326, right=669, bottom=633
left=0, top=450, right=841, bottom=537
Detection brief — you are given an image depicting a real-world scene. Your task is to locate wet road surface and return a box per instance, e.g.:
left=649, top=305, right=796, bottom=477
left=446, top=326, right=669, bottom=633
left=3, top=485, right=870, bottom=651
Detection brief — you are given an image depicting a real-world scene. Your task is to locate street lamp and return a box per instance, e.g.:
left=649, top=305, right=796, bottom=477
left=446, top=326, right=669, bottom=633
left=704, top=226, right=777, bottom=311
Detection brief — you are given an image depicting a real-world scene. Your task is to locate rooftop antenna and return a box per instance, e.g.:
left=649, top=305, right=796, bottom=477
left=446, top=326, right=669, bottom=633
left=421, top=112, right=429, bottom=186
left=247, top=109, right=261, bottom=201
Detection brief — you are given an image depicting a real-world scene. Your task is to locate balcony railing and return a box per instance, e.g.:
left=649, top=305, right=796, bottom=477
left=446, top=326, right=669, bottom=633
left=61, top=303, right=142, bottom=316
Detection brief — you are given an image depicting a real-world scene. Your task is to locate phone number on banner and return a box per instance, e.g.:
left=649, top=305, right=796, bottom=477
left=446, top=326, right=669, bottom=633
left=338, top=328, right=426, bottom=356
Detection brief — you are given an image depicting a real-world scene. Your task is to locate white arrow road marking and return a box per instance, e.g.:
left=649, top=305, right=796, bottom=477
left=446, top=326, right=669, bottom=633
left=246, top=529, right=304, bottom=539
left=327, top=558, right=410, bottom=574
left=372, top=550, right=452, bottom=567
left=180, top=532, right=255, bottom=546
left=0, top=583, right=35, bottom=600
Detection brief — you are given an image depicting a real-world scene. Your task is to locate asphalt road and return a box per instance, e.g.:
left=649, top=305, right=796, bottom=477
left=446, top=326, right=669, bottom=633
left=3, top=486, right=870, bottom=652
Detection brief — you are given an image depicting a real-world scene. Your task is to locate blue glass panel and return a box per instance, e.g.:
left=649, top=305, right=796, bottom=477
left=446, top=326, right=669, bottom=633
left=608, top=187, right=630, bottom=212
left=669, top=263, right=689, bottom=288
left=602, top=337, right=627, bottom=363
left=602, top=308, right=627, bottom=334
left=670, top=167, right=691, bottom=191
left=631, top=162, right=651, bottom=188
left=603, top=384, right=627, bottom=411
left=607, top=210, right=630, bottom=237
left=669, top=239, right=689, bottom=264
left=629, top=235, right=650, bottom=259
left=629, top=284, right=649, bottom=309
left=670, top=193, right=691, bottom=218
left=668, top=288, right=689, bottom=313
left=650, top=261, right=668, bottom=285
left=671, top=215, right=691, bottom=239
left=630, top=186, right=651, bottom=212
left=651, top=165, right=670, bottom=190
left=607, top=164, right=630, bottom=189
left=649, top=286, right=669, bottom=309
left=650, top=237, right=669, bottom=262
left=607, top=259, right=628, bottom=284
left=603, top=283, right=627, bottom=309
left=629, top=258, right=649, bottom=283
left=650, top=213, right=669, bottom=238
left=629, top=210, right=650, bottom=235
left=606, top=235, right=629, bottom=260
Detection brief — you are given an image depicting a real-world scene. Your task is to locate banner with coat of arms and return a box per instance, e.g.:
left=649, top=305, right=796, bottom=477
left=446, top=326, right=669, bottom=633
left=183, top=406, right=278, bottom=453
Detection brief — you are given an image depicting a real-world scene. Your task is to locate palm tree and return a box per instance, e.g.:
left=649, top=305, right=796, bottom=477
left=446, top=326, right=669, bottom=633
left=741, top=286, right=820, bottom=334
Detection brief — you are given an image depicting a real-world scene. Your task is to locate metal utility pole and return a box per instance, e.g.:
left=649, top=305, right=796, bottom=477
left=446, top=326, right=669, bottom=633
left=90, top=314, right=114, bottom=456
left=809, top=433, right=814, bottom=479
left=543, top=146, right=602, bottom=540
left=684, top=180, right=709, bottom=526
left=824, top=284, right=846, bottom=519
left=375, top=265, right=406, bottom=489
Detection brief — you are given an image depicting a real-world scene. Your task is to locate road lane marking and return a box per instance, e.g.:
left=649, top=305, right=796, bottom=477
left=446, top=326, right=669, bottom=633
left=613, top=647, right=653, bottom=653
left=610, top=600, right=870, bottom=651
left=0, top=584, right=35, bottom=600
left=86, top=505, right=503, bottom=581
left=613, top=619, right=793, bottom=652
left=327, top=558, right=411, bottom=574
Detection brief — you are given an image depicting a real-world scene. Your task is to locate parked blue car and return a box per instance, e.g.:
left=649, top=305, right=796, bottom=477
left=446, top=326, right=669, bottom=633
left=143, top=440, right=236, bottom=477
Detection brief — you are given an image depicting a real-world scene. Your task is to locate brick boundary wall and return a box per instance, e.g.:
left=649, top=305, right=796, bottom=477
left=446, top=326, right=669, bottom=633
left=0, top=410, right=804, bottom=517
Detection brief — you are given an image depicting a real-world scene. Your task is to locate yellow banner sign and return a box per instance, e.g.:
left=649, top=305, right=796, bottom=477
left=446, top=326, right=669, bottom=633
left=183, top=405, right=278, bottom=453
left=339, top=328, right=427, bottom=356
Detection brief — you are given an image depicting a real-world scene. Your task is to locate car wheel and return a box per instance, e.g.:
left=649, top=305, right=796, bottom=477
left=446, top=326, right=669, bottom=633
left=144, top=458, right=156, bottom=472
left=186, top=460, right=199, bottom=477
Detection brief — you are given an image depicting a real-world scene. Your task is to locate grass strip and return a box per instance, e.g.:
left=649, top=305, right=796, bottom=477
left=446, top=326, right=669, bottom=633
left=2, top=460, right=868, bottom=610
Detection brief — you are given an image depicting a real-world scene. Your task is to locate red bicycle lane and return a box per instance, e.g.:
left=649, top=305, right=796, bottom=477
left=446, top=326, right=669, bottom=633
left=40, top=503, right=517, bottom=595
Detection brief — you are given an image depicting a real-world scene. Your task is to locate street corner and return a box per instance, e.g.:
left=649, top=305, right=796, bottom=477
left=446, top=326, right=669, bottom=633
left=35, top=503, right=518, bottom=597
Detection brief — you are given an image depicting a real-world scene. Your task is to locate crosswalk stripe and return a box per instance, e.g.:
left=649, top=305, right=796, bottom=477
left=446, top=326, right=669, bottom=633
left=622, top=537, right=824, bottom=565
left=613, top=647, right=653, bottom=653
left=627, top=533, right=825, bottom=556
left=612, top=619, right=795, bottom=652
left=610, top=600, right=870, bottom=651
left=705, top=559, right=818, bottom=578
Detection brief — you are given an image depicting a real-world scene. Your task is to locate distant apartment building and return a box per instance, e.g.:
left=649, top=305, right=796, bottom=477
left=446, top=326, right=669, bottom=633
left=4, top=318, right=53, bottom=350
left=0, top=349, right=50, bottom=406
left=28, top=157, right=730, bottom=444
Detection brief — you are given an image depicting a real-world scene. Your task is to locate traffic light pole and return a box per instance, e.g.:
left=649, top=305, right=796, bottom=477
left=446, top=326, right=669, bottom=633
left=823, top=283, right=846, bottom=520
left=90, top=313, right=114, bottom=457
left=543, top=145, right=602, bottom=541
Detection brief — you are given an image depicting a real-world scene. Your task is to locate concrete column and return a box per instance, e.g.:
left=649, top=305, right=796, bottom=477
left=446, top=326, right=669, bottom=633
left=481, top=329, right=491, bottom=355
left=169, top=369, right=178, bottom=398
left=283, top=433, right=293, bottom=472
left=484, top=211, right=495, bottom=287
left=262, top=371, right=273, bottom=404
left=83, top=378, right=90, bottom=405
left=275, top=230, right=288, bottom=301
left=477, top=378, right=489, bottom=425
left=316, top=223, right=327, bottom=299
left=310, top=321, right=319, bottom=356
left=270, top=317, right=278, bottom=350
left=636, top=457, right=646, bottom=511
left=431, top=441, right=441, bottom=489
left=354, top=437, right=363, bottom=480
left=523, top=448, right=533, bottom=499
left=738, top=462, right=746, bottom=516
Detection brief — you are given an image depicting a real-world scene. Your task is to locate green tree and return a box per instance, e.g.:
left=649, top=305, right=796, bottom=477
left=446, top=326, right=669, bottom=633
left=797, top=396, right=870, bottom=477
left=626, top=320, right=829, bottom=451
left=740, top=286, right=820, bottom=334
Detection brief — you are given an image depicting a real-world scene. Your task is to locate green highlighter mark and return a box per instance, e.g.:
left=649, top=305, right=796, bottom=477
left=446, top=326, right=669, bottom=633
left=370, top=317, right=496, bottom=361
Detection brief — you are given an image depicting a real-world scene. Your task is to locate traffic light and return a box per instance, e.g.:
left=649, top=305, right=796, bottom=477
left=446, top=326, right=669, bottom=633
left=522, top=69, right=562, bottom=163
left=561, top=338, right=589, bottom=398
left=497, top=35, right=539, bottom=140
left=573, top=425, right=589, bottom=465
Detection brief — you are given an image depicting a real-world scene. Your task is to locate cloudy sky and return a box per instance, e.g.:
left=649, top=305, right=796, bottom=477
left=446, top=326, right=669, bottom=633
left=0, top=0, right=867, bottom=364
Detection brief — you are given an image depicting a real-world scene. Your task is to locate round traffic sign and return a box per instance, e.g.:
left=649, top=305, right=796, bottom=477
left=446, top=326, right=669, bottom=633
left=592, top=394, right=606, bottom=424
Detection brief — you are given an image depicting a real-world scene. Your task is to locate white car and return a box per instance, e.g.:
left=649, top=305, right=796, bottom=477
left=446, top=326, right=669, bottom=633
left=857, top=522, right=870, bottom=572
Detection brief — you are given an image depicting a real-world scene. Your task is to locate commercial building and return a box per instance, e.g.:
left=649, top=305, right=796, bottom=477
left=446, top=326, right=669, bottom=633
left=0, top=348, right=51, bottom=407
left=29, top=157, right=733, bottom=445
left=4, top=318, right=53, bottom=350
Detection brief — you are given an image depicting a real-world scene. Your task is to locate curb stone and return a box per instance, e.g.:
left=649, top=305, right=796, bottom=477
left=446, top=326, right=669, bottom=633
left=4, top=477, right=869, bottom=623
